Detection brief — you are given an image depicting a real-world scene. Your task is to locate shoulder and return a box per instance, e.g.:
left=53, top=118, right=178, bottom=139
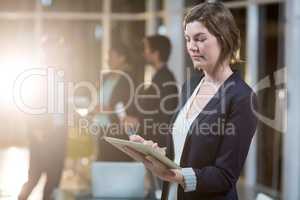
left=155, top=66, right=176, bottom=83
left=227, top=73, right=255, bottom=100
left=224, top=72, right=257, bottom=111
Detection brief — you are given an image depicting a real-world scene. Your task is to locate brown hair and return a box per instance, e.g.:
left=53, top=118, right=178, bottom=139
left=144, top=35, right=172, bottom=62
left=183, top=2, right=241, bottom=67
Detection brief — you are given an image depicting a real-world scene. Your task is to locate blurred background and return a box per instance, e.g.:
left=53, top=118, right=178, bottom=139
left=0, top=0, right=299, bottom=200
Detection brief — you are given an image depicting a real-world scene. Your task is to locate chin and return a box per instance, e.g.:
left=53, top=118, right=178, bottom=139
left=193, top=62, right=205, bottom=71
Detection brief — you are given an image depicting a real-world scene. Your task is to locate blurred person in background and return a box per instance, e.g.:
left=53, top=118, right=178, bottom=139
left=93, top=42, right=137, bottom=161
left=121, top=35, right=178, bottom=198
left=122, top=34, right=178, bottom=149
left=18, top=113, right=67, bottom=200
left=18, top=35, right=68, bottom=200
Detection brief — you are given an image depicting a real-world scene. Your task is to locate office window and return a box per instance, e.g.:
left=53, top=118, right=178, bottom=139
left=42, top=0, right=103, bottom=12
left=157, top=0, right=164, bottom=11
left=221, top=0, right=246, bottom=2
left=185, top=0, right=206, bottom=8
left=230, top=8, right=246, bottom=77
left=110, top=20, right=145, bottom=84
left=111, top=0, right=145, bottom=13
left=0, top=0, right=35, bottom=11
left=256, top=3, right=285, bottom=196
left=42, top=20, right=103, bottom=82
left=0, top=20, right=35, bottom=61
left=156, top=17, right=166, bottom=35
left=0, top=19, right=35, bottom=143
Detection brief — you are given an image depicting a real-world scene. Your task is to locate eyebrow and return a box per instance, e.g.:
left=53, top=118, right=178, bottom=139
left=184, top=32, right=207, bottom=38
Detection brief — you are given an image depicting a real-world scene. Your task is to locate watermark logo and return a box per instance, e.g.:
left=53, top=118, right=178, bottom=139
left=11, top=67, right=287, bottom=136
left=252, top=67, right=287, bottom=133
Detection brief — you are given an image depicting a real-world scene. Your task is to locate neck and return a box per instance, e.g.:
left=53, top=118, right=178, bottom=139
left=153, top=60, right=165, bottom=70
left=203, top=64, right=233, bottom=85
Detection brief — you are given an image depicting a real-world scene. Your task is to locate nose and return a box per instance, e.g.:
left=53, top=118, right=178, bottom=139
left=188, top=40, right=199, bottom=53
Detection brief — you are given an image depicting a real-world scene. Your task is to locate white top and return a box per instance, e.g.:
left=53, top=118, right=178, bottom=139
left=167, top=78, right=204, bottom=200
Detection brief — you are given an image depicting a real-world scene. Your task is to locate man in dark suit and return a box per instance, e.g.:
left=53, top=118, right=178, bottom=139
left=95, top=43, right=137, bottom=162
left=123, top=35, right=178, bottom=148
left=121, top=35, right=178, bottom=198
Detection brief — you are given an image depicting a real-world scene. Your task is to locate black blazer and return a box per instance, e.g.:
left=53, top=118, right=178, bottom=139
left=98, top=71, right=137, bottom=161
left=110, top=71, right=138, bottom=123
left=137, top=65, right=178, bottom=147
left=162, top=71, right=258, bottom=200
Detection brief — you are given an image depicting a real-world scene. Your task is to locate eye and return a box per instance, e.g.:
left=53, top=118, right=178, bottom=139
left=185, top=37, right=190, bottom=42
left=195, top=37, right=207, bottom=42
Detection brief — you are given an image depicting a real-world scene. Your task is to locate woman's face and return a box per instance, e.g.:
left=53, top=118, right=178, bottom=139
left=184, top=21, right=221, bottom=71
left=143, top=40, right=155, bottom=65
left=108, top=49, right=125, bottom=70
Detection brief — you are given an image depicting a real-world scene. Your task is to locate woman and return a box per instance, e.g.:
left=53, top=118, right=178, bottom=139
left=124, top=2, right=258, bottom=200
left=94, top=43, right=136, bottom=161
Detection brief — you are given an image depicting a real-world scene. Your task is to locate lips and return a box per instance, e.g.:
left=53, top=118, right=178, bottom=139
left=192, top=55, right=201, bottom=58
left=191, top=55, right=205, bottom=60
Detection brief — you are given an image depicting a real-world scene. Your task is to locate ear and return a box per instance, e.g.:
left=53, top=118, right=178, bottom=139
left=153, top=50, right=160, bottom=61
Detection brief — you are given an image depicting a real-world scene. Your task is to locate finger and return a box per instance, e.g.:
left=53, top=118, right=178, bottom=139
left=129, top=135, right=145, bottom=143
left=159, top=169, right=175, bottom=178
left=159, top=175, right=174, bottom=182
left=170, top=169, right=179, bottom=177
left=152, top=143, right=158, bottom=148
left=165, top=170, right=176, bottom=177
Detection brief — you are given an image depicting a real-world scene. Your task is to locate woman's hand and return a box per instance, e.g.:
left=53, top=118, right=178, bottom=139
left=146, top=156, right=184, bottom=186
left=129, top=135, right=166, bottom=155
left=124, top=135, right=183, bottom=186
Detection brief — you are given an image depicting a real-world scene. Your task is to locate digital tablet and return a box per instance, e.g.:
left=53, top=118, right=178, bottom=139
left=104, top=136, right=181, bottom=169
